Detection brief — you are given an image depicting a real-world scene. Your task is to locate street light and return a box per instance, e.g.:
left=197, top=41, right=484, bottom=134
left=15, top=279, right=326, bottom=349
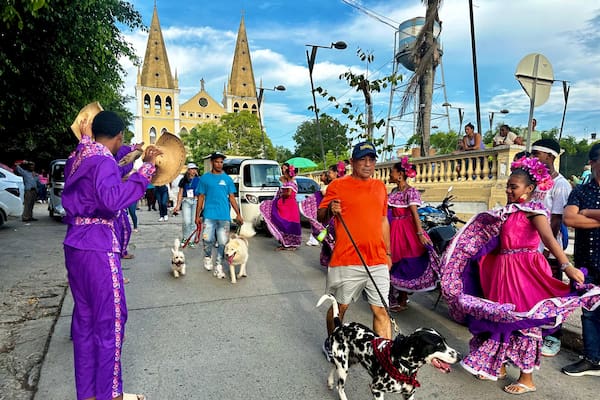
left=306, top=41, right=347, bottom=167
left=256, top=85, right=286, bottom=158
left=488, top=109, right=510, bottom=135
left=443, top=102, right=465, bottom=132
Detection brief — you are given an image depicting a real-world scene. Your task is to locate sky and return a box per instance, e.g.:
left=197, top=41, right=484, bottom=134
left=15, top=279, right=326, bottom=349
left=120, top=0, right=600, bottom=154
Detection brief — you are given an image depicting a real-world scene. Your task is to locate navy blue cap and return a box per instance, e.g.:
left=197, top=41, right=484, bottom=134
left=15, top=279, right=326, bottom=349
left=351, top=141, right=377, bottom=159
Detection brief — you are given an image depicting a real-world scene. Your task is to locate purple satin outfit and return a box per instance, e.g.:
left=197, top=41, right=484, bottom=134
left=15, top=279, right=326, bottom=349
left=114, top=145, right=137, bottom=257
left=63, top=136, right=154, bottom=400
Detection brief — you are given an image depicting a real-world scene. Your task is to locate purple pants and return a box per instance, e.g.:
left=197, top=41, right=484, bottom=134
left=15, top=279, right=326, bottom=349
left=65, top=246, right=127, bottom=400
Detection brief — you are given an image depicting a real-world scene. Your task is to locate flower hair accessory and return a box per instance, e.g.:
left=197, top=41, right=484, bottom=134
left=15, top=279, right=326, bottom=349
left=288, top=165, right=296, bottom=177
left=336, top=161, right=346, bottom=178
left=400, top=156, right=417, bottom=178
left=511, top=156, right=554, bottom=191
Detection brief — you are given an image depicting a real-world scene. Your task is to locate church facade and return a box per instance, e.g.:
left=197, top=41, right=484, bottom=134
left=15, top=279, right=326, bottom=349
left=134, top=5, right=260, bottom=144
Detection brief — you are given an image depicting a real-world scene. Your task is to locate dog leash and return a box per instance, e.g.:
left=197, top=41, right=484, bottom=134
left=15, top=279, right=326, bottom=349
left=336, top=213, right=399, bottom=333
left=182, top=224, right=201, bottom=249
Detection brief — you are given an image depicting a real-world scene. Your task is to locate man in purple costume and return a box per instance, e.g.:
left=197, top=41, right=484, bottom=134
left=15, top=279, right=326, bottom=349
left=63, top=111, right=159, bottom=400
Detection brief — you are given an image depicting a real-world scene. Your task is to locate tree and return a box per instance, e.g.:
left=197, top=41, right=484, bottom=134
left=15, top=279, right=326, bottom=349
left=0, top=1, right=144, bottom=166
left=407, top=129, right=461, bottom=155
left=274, top=146, right=293, bottom=164
left=293, top=115, right=348, bottom=167
left=220, top=111, right=276, bottom=158
left=181, top=111, right=277, bottom=168
left=180, top=123, right=228, bottom=172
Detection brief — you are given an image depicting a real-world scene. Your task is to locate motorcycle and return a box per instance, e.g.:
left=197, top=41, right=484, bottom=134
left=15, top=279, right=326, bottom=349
left=418, top=186, right=465, bottom=255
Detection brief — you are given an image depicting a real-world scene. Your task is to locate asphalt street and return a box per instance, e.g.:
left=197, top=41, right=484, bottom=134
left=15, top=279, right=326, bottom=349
left=1, top=203, right=597, bottom=400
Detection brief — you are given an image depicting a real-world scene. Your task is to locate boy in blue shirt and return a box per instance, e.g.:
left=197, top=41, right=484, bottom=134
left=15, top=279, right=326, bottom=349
left=195, top=152, right=243, bottom=278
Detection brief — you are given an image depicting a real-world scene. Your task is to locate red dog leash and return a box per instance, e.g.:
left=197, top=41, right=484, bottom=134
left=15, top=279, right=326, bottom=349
left=182, top=223, right=201, bottom=249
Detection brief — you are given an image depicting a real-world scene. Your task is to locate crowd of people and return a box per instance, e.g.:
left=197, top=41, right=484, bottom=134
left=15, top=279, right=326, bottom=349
left=31, top=101, right=600, bottom=400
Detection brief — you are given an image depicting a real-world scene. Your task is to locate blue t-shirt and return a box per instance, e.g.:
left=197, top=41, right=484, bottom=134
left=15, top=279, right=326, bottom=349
left=178, top=176, right=200, bottom=197
left=196, top=172, right=236, bottom=220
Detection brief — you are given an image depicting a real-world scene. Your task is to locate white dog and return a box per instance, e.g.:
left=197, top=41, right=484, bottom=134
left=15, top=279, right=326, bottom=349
left=171, top=238, right=186, bottom=278
left=224, top=233, right=249, bottom=283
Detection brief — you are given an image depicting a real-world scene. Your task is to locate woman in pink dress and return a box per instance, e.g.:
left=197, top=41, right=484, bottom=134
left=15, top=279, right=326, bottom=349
left=444, top=157, right=594, bottom=395
left=388, top=157, right=438, bottom=312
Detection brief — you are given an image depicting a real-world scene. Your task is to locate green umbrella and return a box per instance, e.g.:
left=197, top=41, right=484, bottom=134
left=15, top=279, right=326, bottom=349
left=286, top=157, right=317, bottom=168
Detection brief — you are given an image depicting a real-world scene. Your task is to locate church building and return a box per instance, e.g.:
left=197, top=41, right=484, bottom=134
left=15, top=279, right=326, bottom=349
left=134, top=5, right=259, bottom=144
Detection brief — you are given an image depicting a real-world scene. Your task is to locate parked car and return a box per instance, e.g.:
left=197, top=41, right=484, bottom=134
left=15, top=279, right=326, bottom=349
left=295, top=176, right=320, bottom=225
left=0, top=166, right=24, bottom=225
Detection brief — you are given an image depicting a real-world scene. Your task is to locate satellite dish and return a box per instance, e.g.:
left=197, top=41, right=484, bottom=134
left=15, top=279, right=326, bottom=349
left=515, top=53, right=554, bottom=107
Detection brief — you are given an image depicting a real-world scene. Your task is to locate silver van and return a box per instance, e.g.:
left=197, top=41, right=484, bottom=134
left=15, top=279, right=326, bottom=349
left=48, top=159, right=67, bottom=218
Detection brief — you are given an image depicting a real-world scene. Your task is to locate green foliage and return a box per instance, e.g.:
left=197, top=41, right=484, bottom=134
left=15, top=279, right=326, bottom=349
left=0, top=0, right=144, bottom=167
left=274, top=146, right=293, bottom=164
left=406, top=129, right=462, bottom=155
left=292, top=114, right=348, bottom=169
left=2, top=0, right=48, bottom=29
left=181, top=111, right=276, bottom=169
left=312, top=49, right=401, bottom=155
left=180, top=123, right=228, bottom=173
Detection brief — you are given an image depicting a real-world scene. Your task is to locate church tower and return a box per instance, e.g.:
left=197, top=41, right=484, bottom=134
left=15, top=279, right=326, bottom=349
left=135, top=4, right=179, bottom=144
left=224, top=15, right=259, bottom=116
left=136, top=8, right=259, bottom=142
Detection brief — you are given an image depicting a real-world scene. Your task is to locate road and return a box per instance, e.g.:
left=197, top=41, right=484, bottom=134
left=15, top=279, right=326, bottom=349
left=0, top=203, right=596, bottom=400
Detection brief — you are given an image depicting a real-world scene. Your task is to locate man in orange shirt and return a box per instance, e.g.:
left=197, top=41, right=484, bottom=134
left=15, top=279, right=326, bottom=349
left=318, top=141, right=392, bottom=360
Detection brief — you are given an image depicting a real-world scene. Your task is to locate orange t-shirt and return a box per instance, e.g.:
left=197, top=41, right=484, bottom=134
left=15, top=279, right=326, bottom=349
left=319, top=175, right=388, bottom=267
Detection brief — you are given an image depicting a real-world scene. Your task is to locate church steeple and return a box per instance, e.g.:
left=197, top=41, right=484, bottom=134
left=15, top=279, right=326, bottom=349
left=140, top=5, right=175, bottom=89
left=227, top=15, right=257, bottom=99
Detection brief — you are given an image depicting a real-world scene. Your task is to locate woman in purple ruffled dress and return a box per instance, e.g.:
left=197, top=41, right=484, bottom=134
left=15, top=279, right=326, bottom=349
left=442, top=157, right=600, bottom=395
left=387, top=157, right=439, bottom=312
left=260, top=163, right=302, bottom=250
left=299, top=162, right=344, bottom=266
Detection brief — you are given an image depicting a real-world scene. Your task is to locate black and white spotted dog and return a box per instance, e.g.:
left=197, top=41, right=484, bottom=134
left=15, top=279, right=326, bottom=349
left=317, top=294, right=459, bottom=400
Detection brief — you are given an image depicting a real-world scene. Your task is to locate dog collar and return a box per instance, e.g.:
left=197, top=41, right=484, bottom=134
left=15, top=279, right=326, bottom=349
left=372, top=338, right=420, bottom=387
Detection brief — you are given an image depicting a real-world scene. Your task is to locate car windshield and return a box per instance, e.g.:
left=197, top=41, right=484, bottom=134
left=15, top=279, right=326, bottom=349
left=52, top=163, right=65, bottom=183
left=243, top=164, right=281, bottom=187
left=297, top=178, right=319, bottom=194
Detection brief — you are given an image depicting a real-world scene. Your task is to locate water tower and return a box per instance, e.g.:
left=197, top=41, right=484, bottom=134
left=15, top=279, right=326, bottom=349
left=383, top=17, right=450, bottom=160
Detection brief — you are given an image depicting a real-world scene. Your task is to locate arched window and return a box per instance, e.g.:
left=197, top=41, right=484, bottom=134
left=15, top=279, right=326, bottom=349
left=154, top=95, right=162, bottom=110
left=233, top=102, right=240, bottom=113
left=251, top=104, right=257, bottom=115
left=144, top=94, right=151, bottom=109
left=149, top=128, right=157, bottom=144
left=242, top=103, right=249, bottom=110
left=165, top=96, right=172, bottom=111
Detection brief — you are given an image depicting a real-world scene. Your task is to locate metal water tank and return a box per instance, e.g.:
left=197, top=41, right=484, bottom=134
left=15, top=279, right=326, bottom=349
left=396, top=17, right=443, bottom=72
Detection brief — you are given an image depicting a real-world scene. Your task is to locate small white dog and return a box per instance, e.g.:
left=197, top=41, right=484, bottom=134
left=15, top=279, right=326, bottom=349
left=224, top=233, right=249, bottom=283
left=171, top=238, right=186, bottom=278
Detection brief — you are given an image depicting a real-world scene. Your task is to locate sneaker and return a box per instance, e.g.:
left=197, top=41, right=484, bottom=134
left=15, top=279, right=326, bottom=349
left=164, top=215, right=168, bottom=222
left=541, top=336, right=561, bottom=357
left=214, top=264, right=226, bottom=279
left=158, top=217, right=164, bottom=222
left=306, top=235, right=320, bottom=246
left=322, top=337, right=333, bottom=362
left=203, top=257, right=213, bottom=271
left=562, top=358, right=600, bottom=376
left=188, top=243, right=195, bottom=248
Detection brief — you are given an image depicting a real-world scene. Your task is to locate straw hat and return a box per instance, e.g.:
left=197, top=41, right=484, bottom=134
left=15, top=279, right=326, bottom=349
left=71, top=102, right=103, bottom=140
left=152, top=131, right=186, bottom=186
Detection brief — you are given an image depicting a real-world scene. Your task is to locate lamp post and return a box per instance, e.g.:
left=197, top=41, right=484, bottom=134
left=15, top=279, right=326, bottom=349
left=306, top=41, right=347, bottom=168
left=488, top=109, right=510, bottom=135
left=256, top=85, right=286, bottom=158
left=443, top=102, right=465, bottom=132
